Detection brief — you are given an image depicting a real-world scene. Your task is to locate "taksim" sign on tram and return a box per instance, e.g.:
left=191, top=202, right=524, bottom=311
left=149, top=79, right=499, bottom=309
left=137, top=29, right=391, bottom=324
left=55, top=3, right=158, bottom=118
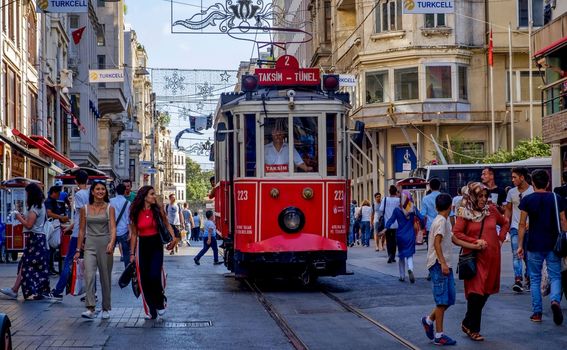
left=256, top=56, right=320, bottom=86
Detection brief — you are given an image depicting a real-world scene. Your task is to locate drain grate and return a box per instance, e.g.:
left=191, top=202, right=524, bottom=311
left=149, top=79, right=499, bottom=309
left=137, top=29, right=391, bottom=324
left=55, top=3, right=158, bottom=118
left=153, top=321, right=212, bottom=328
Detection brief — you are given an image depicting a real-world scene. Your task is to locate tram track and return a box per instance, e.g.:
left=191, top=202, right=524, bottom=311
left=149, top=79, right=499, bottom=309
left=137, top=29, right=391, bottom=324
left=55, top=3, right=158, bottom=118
left=245, top=279, right=419, bottom=350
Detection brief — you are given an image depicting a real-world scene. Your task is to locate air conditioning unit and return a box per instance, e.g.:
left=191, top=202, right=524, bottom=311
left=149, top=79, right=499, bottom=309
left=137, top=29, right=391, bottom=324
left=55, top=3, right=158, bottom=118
left=59, top=69, right=73, bottom=88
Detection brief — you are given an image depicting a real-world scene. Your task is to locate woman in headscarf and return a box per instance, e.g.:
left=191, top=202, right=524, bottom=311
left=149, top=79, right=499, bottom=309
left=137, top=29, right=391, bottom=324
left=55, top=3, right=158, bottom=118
left=381, top=191, right=424, bottom=283
left=453, top=182, right=509, bottom=341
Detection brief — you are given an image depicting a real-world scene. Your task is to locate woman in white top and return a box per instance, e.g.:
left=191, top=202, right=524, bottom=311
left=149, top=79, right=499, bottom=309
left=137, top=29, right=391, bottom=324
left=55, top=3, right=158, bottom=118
left=359, top=200, right=373, bottom=247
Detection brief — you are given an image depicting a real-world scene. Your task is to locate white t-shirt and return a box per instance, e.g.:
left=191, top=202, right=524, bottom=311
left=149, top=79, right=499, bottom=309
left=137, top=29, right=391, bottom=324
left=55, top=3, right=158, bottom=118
left=264, top=143, right=303, bottom=167
left=373, top=200, right=382, bottom=224
left=451, top=195, right=463, bottom=217
left=379, top=196, right=400, bottom=229
left=72, top=188, right=89, bottom=238
left=426, top=215, right=454, bottom=269
left=360, top=206, right=372, bottom=222
left=506, top=185, right=534, bottom=230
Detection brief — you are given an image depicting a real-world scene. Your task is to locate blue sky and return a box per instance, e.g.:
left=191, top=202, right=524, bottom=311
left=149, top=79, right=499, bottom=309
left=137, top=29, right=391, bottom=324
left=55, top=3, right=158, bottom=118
left=124, top=0, right=255, bottom=70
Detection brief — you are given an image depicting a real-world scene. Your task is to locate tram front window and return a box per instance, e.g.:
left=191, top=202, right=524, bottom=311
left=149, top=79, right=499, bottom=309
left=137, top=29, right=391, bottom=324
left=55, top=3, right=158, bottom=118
left=264, top=118, right=314, bottom=173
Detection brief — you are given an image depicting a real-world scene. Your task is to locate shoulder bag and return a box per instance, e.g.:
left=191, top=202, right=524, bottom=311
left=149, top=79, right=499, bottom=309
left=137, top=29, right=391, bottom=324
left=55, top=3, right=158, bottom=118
left=156, top=210, right=173, bottom=245
left=457, top=217, right=485, bottom=280
left=553, top=194, right=567, bottom=257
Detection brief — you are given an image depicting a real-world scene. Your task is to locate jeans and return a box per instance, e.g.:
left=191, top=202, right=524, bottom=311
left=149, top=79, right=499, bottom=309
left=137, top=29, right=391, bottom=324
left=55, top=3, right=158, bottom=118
left=509, top=228, right=529, bottom=279
left=527, top=250, right=562, bottom=313
left=348, top=222, right=355, bottom=245
left=195, top=236, right=219, bottom=263
left=115, top=234, right=130, bottom=268
left=53, top=237, right=77, bottom=295
left=360, top=221, right=371, bottom=246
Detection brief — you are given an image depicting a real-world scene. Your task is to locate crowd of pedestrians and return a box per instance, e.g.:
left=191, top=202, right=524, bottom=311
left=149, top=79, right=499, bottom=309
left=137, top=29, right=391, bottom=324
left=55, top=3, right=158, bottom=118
left=0, top=170, right=214, bottom=322
left=351, top=165, right=566, bottom=345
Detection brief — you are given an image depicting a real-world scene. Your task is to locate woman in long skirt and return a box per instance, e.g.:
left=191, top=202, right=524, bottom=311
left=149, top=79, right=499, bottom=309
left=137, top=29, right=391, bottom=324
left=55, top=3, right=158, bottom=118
left=0, top=183, right=52, bottom=301
left=129, top=186, right=177, bottom=319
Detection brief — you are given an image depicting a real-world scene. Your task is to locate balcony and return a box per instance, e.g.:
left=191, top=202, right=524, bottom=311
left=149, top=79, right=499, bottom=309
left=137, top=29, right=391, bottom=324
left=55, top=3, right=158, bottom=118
left=533, top=14, right=567, bottom=56
left=541, top=76, right=567, bottom=143
left=98, top=82, right=127, bottom=116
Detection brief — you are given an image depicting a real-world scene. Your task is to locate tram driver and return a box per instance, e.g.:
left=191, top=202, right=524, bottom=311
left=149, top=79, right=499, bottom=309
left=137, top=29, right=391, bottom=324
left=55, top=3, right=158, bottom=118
left=264, top=119, right=313, bottom=173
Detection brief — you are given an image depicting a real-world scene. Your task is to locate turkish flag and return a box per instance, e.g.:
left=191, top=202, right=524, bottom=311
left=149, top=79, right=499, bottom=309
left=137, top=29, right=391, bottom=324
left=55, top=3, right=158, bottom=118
left=488, top=29, right=493, bottom=67
left=72, top=26, right=86, bottom=45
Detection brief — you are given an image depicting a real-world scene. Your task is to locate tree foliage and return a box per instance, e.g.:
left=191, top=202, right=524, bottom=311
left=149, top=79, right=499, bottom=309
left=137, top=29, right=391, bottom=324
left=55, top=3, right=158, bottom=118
left=157, top=111, right=170, bottom=127
left=483, top=138, right=551, bottom=164
left=441, top=138, right=485, bottom=164
left=185, top=157, right=214, bottom=202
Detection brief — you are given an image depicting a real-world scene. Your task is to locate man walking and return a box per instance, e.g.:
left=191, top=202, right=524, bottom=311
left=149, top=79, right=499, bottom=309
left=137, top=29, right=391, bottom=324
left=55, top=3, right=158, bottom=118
left=553, top=171, right=567, bottom=300
left=110, top=184, right=131, bottom=267
left=123, top=179, right=136, bottom=202
left=166, top=194, right=185, bottom=255
left=380, top=185, right=400, bottom=263
left=51, top=170, right=90, bottom=300
left=421, top=178, right=442, bottom=245
left=45, top=185, right=69, bottom=274
left=505, top=167, right=534, bottom=293
left=518, top=169, right=565, bottom=325
left=371, top=193, right=384, bottom=251
left=481, top=167, right=506, bottom=207
left=182, top=203, right=194, bottom=246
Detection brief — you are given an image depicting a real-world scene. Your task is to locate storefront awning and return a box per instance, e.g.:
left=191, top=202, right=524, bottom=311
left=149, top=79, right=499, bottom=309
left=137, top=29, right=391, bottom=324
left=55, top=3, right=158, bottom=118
left=11, top=129, right=78, bottom=169
left=533, top=36, right=567, bottom=58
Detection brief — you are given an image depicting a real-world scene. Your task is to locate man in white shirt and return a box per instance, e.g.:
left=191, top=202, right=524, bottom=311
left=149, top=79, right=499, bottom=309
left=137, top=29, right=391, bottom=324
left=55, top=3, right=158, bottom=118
left=110, top=184, right=131, bottom=267
left=264, top=125, right=312, bottom=173
left=380, top=185, right=400, bottom=263
left=505, top=167, right=534, bottom=293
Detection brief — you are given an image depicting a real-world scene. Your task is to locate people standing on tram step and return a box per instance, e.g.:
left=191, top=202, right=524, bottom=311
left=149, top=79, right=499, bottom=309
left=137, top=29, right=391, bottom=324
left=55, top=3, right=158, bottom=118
left=182, top=203, right=194, bottom=246
left=0, top=183, right=57, bottom=302
left=191, top=211, right=202, bottom=241
left=481, top=167, right=507, bottom=208
left=348, top=200, right=357, bottom=247
left=517, top=169, right=566, bottom=325
left=194, top=210, right=223, bottom=266
left=422, top=193, right=483, bottom=346
left=421, top=178, right=442, bottom=246
left=110, top=184, right=131, bottom=268
left=123, top=179, right=136, bottom=203
left=381, top=191, right=424, bottom=283
left=264, top=120, right=313, bottom=172
left=208, top=176, right=217, bottom=199
left=45, top=185, right=70, bottom=275
left=504, top=167, right=534, bottom=294
left=380, top=185, right=401, bottom=263
left=129, top=186, right=178, bottom=320
left=552, top=171, right=567, bottom=301
left=51, top=170, right=90, bottom=301
left=74, top=181, right=117, bottom=320
left=359, top=200, right=373, bottom=247
left=371, top=193, right=385, bottom=251
left=166, top=194, right=186, bottom=255
left=453, top=182, right=508, bottom=341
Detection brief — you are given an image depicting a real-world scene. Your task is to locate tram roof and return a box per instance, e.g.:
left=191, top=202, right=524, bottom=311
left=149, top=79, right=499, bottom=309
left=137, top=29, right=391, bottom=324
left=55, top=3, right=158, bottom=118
left=219, top=88, right=350, bottom=109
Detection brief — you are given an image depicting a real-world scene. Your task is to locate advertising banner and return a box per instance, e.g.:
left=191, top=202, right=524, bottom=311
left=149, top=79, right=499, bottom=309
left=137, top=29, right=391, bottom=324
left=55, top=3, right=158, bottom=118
left=37, top=0, right=88, bottom=13
left=339, top=75, right=357, bottom=87
left=402, top=0, right=455, bottom=14
left=89, top=69, right=125, bottom=83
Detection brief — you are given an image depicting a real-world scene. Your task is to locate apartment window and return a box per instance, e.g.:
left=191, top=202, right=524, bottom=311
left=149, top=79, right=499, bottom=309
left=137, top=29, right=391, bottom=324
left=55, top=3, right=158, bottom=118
left=375, top=0, right=402, bottom=33
left=118, top=141, right=126, bottom=166
left=27, top=9, right=37, bottom=66
left=424, top=14, right=445, bottom=28
left=97, top=24, right=105, bottom=46
left=98, top=55, right=106, bottom=87
left=69, top=15, right=80, bottom=29
left=394, top=67, right=418, bottom=101
left=458, top=66, right=468, bottom=100
left=2, top=0, right=6, bottom=33
left=507, top=71, right=539, bottom=102
left=324, top=1, right=332, bottom=42
left=7, top=1, right=15, bottom=42
left=518, top=0, right=543, bottom=27
left=28, top=90, right=39, bottom=135
left=4, top=66, right=20, bottom=129
left=365, top=71, right=389, bottom=104
left=426, top=66, right=452, bottom=99
left=129, top=159, right=136, bottom=182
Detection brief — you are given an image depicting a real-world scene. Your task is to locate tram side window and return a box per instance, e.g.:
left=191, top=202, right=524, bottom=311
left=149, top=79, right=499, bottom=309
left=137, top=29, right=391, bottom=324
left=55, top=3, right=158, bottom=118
left=244, top=114, right=256, bottom=177
left=293, top=117, right=318, bottom=173
left=326, top=114, right=337, bottom=176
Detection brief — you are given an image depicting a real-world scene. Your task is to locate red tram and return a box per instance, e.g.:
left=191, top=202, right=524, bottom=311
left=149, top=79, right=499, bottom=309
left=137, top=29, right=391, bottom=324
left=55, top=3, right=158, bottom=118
left=213, top=56, right=352, bottom=283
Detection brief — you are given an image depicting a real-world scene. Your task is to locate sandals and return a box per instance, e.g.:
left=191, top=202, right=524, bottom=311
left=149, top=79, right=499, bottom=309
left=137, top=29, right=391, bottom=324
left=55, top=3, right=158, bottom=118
left=461, top=323, right=485, bottom=341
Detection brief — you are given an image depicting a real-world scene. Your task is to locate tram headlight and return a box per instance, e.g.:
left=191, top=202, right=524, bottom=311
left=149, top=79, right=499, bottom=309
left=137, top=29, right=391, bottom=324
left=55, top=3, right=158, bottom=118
left=278, top=207, right=305, bottom=234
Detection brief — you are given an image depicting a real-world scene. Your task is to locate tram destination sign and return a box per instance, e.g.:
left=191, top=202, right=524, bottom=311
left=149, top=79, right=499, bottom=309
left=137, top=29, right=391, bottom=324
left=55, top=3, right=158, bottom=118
left=256, top=55, right=320, bottom=87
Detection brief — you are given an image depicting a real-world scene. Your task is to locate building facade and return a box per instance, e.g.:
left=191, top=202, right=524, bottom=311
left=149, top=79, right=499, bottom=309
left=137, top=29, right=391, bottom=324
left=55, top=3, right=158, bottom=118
left=172, top=150, right=187, bottom=203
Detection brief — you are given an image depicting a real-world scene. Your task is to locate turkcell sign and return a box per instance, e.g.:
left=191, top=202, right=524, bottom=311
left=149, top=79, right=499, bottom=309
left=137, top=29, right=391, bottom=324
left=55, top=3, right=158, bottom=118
left=339, top=74, right=357, bottom=87
left=36, top=0, right=88, bottom=13
left=256, top=55, right=320, bottom=86
left=89, top=69, right=125, bottom=83
left=402, top=0, right=455, bottom=14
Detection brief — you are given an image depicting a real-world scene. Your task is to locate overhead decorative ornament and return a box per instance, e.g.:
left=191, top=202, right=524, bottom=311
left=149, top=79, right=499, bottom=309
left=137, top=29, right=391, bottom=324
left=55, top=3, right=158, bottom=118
left=164, top=71, right=185, bottom=95
left=220, top=71, right=230, bottom=82
left=196, top=101, right=205, bottom=111
left=198, top=82, right=214, bottom=100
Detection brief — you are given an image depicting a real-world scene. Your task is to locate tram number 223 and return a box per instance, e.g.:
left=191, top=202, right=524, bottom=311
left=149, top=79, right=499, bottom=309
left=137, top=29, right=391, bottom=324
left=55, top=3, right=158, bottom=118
left=334, top=190, right=344, bottom=201
left=237, top=190, right=249, bottom=201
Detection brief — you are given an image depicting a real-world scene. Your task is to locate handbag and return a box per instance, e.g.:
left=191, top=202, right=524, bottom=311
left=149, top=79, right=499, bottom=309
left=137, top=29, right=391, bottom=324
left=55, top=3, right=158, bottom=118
left=457, top=218, right=485, bottom=280
left=156, top=211, right=172, bottom=245
left=553, top=194, right=567, bottom=257
left=68, top=258, right=85, bottom=296
left=118, top=261, right=136, bottom=288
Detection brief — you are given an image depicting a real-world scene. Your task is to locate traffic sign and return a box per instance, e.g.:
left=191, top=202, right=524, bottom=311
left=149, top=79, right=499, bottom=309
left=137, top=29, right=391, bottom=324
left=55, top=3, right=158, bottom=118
left=145, top=168, right=157, bottom=175
left=140, top=161, right=152, bottom=167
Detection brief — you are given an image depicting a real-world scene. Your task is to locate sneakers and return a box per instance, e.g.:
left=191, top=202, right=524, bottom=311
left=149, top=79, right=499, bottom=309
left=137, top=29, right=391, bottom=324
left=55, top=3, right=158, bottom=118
left=433, top=334, right=457, bottom=346
left=51, top=290, right=63, bottom=301
left=551, top=302, right=564, bottom=325
left=81, top=309, right=96, bottom=319
left=0, top=287, right=17, bottom=299
left=512, top=280, right=524, bottom=293
left=408, top=270, right=415, bottom=284
left=421, top=317, right=434, bottom=340
left=213, top=261, right=223, bottom=265
left=530, top=312, right=542, bottom=322
left=101, top=311, right=110, bottom=320
left=193, top=257, right=200, bottom=265
left=42, top=293, right=61, bottom=303
left=157, top=309, right=166, bottom=317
